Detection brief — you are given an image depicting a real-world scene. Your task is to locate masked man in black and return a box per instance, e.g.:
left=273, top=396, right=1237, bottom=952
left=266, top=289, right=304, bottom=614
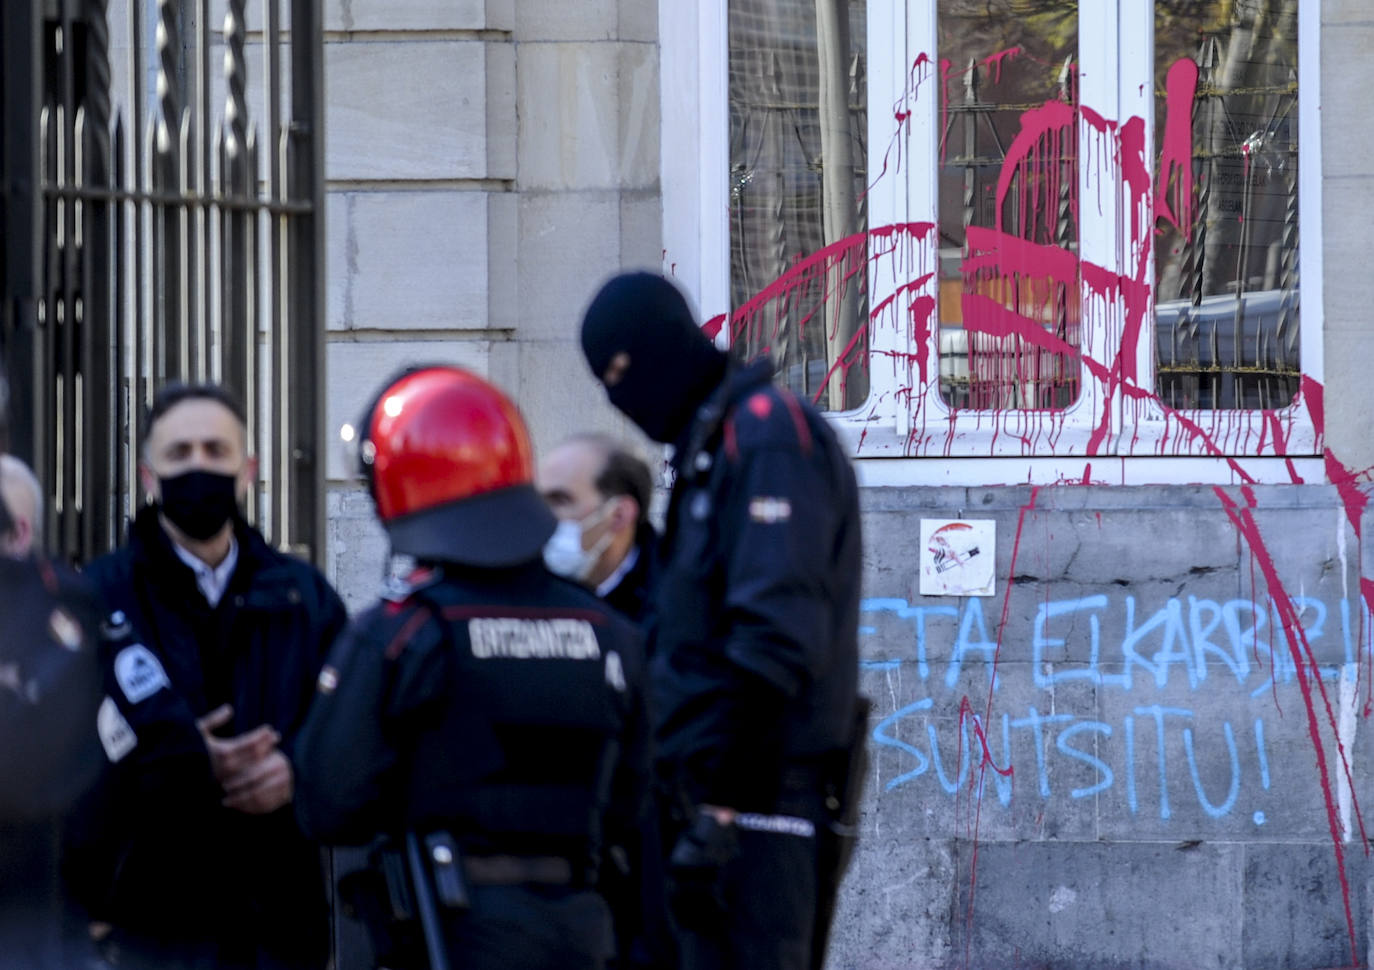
left=74, top=382, right=347, bottom=970
left=294, top=365, right=649, bottom=970
left=580, top=272, right=865, bottom=970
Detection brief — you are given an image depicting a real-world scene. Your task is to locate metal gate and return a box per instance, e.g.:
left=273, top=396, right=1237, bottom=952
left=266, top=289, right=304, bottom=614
left=0, top=0, right=326, bottom=564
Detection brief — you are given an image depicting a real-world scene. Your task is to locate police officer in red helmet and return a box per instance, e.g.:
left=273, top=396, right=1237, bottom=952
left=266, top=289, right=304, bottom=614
left=294, top=366, right=649, bottom=970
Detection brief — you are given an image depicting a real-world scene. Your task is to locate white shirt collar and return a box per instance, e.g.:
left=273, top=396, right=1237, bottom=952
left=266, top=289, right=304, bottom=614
left=172, top=535, right=239, bottom=608
left=595, top=544, right=639, bottom=599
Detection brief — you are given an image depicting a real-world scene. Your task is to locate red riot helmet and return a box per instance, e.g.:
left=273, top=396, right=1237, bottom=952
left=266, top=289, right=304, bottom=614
left=355, top=365, right=555, bottom=566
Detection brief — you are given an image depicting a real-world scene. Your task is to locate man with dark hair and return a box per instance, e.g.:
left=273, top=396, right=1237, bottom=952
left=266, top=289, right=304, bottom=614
left=74, top=381, right=347, bottom=970
left=538, top=433, right=658, bottom=622
left=580, top=272, right=864, bottom=970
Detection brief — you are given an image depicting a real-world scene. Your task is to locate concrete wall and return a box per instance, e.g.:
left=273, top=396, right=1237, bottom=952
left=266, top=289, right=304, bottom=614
left=833, top=483, right=1374, bottom=969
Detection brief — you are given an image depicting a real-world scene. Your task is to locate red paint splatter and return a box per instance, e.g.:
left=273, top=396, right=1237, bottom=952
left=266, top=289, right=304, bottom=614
left=961, top=486, right=1038, bottom=967
left=1216, top=485, right=1368, bottom=966
left=1155, top=57, right=1198, bottom=237
left=721, top=44, right=1352, bottom=964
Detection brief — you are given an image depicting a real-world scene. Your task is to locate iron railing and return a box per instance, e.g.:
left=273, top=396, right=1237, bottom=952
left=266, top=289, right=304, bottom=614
left=0, top=0, right=326, bottom=565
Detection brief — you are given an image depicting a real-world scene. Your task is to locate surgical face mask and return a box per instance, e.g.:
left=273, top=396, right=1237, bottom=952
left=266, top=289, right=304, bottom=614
left=542, top=501, right=615, bottom=583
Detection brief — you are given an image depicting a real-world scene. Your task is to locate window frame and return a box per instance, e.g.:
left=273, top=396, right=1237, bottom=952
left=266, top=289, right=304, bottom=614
left=659, top=0, right=1325, bottom=485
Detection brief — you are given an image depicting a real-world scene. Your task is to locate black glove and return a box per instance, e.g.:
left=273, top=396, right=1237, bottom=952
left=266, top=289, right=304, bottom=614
left=667, top=810, right=740, bottom=930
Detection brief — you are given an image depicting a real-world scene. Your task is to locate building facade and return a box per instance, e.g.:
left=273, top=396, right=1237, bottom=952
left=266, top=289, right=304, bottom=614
left=320, top=1, right=1374, bottom=967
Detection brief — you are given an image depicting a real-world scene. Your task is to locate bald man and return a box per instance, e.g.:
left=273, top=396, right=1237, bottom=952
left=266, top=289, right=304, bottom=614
left=0, top=454, right=44, bottom=558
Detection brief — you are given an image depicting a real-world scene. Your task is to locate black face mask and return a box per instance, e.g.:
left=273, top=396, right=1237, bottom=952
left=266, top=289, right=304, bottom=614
left=158, top=470, right=240, bottom=541
left=581, top=273, right=727, bottom=444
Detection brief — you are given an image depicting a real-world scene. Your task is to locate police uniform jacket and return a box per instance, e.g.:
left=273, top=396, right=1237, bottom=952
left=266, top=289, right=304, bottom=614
left=294, top=560, right=648, bottom=878
left=72, top=506, right=347, bottom=961
left=0, top=556, right=104, bottom=968
left=652, top=357, right=861, bottom=812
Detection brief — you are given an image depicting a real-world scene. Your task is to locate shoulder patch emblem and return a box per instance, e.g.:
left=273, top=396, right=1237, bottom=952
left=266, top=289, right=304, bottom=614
left=749, top=496, right=792, bottom=524
left=98, top=696, right=137, bottom=763
left=747, top=393, right=773, bottom=419
left=113, top=644, right=170, bottom=704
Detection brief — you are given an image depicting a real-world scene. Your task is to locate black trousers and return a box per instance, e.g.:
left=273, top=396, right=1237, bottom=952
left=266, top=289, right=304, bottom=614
left=673, top=812, right=821, bottom=970
left=440, top=884, right=615, bottom=970
left=99, top=930, right=318, bottom=970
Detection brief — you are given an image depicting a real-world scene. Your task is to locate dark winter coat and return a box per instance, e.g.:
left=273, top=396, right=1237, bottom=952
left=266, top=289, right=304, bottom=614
left=651, top=358, right=862, bottom=811
left=72, top=507, right=347, bottom=968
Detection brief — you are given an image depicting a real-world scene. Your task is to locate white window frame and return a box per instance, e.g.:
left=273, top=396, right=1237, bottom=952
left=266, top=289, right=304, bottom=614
left=660, top=0, right=1325, bottom=486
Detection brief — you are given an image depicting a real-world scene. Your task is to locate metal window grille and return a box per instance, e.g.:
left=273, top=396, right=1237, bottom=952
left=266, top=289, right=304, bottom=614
left=728, top=0, right=869, bottom=413
left=1154, top=0, right=1300, bottom=410
left=936, top=0, right=1081, bottom=412
left=0, top=0, right=326, bottom=565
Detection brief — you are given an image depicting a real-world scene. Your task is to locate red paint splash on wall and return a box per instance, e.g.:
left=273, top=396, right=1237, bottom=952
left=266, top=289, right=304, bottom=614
left=1216, top=485, right=1369, bottom=966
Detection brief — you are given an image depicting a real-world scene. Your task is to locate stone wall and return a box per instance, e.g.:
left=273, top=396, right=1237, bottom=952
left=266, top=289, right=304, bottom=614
left=833, top=483, right=1374, bottom=969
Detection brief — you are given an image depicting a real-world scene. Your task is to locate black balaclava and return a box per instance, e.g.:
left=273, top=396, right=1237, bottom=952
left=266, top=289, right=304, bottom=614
left=580, top=273, right=728, bottom=444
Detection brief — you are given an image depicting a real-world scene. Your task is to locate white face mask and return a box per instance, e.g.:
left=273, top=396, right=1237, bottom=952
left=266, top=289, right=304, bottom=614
left=542, top=500, right=615, bottom=582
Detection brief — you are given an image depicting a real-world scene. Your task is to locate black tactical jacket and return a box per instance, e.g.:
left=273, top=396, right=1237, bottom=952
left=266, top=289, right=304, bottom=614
left=651, top=358, right=862, bottom=811
left=0, top=556, right=104, bottom=969
left=294, top=559, right=648, bottom=876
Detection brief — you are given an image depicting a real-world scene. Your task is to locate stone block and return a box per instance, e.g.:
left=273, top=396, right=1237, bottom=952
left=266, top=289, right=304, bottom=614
left=620, top=189, right=662, bottom=268
left=1321, top=331, right=1374, bottom=475
left=326, top=190, right=491, bottom=332
left=1323, top=176, right=1374, bottom=328
left=616, top=43, right=660, bottom=189
left=1323, top=0, right=1374, bottom=25
left=951, top=841, right=1242, bottom=969
left=326, top=41, right=487, bottom=181
left=486, top=0, right=515, bottom=32
left=515, top=2, right=616, bottom=41
left=323, top=0, right=486, bottom=32
left=619, top=0, right=658, bottom=43
left=514, top=191, right=622, bottom=341
left=325, top=485, right=389, bottom=613
left=825, top=836, right=956, bottom=970
left=246, top=0, right=506, bottom=34
left=1242, top=843, right=1369, bottom=968
left=517, top=42, right=658, bottom=191
left=1321, top=26, right=1374, bottom=180
left=486, top=40, right=518, bottom=179
left=486, top=193, right=519, bottom=332
left=325, top=339, right=490, bottom=480
left=513, top=339, right=639, bottom=458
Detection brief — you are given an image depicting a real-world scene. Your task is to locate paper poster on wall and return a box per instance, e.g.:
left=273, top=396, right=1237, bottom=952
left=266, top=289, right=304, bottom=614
left=920, top=519, right=996, bottom=597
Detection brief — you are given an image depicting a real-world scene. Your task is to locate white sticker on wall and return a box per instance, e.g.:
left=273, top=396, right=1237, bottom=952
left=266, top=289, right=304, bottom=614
left=920, top=519, right=996, bottom=597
